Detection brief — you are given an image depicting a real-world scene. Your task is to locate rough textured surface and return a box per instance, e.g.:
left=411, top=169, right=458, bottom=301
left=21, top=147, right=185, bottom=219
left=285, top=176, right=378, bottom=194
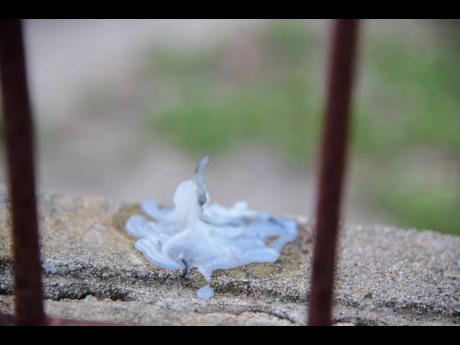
left=0, top=192, right=459, bottom=325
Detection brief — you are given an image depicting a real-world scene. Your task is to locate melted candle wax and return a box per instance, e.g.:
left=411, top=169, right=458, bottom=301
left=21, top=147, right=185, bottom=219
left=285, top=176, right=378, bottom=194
left=125, top=156, right=297, bottom=299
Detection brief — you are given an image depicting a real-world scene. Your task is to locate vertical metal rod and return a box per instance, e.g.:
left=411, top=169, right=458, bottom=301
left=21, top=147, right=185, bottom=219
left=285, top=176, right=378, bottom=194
left=0, top=19, right=46, bottom=325
left=308, top=19, right=360, bottom=326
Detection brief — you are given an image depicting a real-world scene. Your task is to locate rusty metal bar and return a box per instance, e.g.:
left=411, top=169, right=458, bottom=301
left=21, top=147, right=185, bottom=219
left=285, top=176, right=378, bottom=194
left=0, top=19, right=46, bottom=325
left=0, top=19, right=127, bottom=327
left=308, top=19, right=360, bottom=326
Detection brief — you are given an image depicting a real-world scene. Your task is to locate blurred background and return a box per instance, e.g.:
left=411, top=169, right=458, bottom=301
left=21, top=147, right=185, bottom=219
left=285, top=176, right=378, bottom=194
left=1, top=19, right=459, bottom=235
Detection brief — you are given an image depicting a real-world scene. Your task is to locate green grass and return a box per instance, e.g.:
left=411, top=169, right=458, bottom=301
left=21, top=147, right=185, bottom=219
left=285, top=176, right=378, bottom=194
left=151, top=72, right=322, bottom=163
left=148, top=21, right=322, bottom=164
left=146, top=20, right=460, bottom=235
left=354, top=38, right=460, bottom=156
left=373, top=165, right=460, bottom=234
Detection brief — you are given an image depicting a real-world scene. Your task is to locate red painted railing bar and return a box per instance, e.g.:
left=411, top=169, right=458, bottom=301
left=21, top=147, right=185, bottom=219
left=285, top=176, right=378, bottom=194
left=308, top=19, right=360, bottom=326
left=0, top=19, right=46, bottom=325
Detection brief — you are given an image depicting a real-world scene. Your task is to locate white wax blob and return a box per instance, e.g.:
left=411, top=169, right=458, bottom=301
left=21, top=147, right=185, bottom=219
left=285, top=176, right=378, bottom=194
left=196, top=286, right=214, bottom=299
left=125, top=156, right=297, bottom=298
